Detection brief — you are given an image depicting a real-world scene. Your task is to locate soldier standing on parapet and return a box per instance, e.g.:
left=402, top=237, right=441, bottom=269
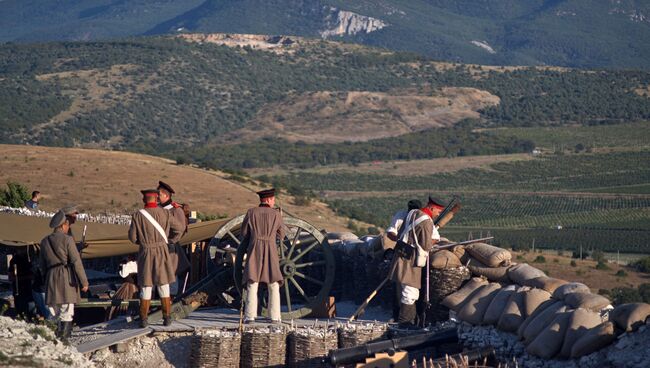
left=242, top=188, right=285, bottom=324
left=39, top=210, right=89, bottom=342
left=157, top=181, right=190, bottom=295
left=129, top=189, right=183, bottom=327
left=391, top=196, right=444, bottom=328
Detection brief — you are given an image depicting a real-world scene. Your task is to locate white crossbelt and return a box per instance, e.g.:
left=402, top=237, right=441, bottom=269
left=400, top=211, right=430, bottom=245
left=139, top=209, right=168, bottom=243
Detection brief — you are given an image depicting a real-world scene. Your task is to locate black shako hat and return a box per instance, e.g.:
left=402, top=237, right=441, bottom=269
left=257, top=188, right=276, bottom=199
left=427, top=196, right=446, bottom=208
left=157, top=181, right=175, bottom=195
left=407, top=199, right=422, bottom=211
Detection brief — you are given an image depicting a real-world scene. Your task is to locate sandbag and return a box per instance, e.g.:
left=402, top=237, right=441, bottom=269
left=452, top=246, right=466, bottom=263
left=552, top=282, right=590, bottom=300
left=457, top=283, right=502, bottom=325
left=466, top=257, right=510, bottom=282
left=524, top=277, right=568, bottom=294
left=441, top=277, right=489, bottom=311
left=522, top=288, right=552, bottom=318
left=483, top=285, right=517, bottom=325
left=564, top=292, right=610, bottom=312
left=507, top=264, right=546, bottom=285
left=570, top=321, right=616, bottom=358
left=465, top=243, right=512, bottom=268
left=430, top=250, right=462, bottom=269
left=526, top=311, right=571, bottom=359
left=559, top=308, right=603, bottom=359
left=610, top=303, right=650, bottom=332
left=518, top=299, right=556, bottom=340
left=497, top=287, right=527, bottom=333
left=522, top=301, right=567, bottom=344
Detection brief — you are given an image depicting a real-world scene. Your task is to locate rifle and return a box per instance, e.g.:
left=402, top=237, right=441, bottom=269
left=434, top=236, right=494, bottom=251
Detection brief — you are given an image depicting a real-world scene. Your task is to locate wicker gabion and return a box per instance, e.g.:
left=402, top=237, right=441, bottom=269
left=337, top=322, right=389, bottom=348
left=189, top=329, right=241, bottom=368
left=241, top=326, right=287, bottom=368
left=288, top=326, right=338, bottom=368
left=426, top=266, right=471, bottom=324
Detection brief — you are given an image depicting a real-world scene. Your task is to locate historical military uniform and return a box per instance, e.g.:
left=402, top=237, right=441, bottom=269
left=39, top=210, right=88, bottom=340
left=390, top=208, right=435, bottom=327
left=242, top=189, right=285, bottom=323
left=157, top=181, right=190, bottom=290
left=128, top=189, right=182, bottom=326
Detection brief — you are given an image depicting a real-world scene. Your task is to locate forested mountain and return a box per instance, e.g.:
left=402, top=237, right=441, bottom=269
left=1, top=0, right=650, bottom=69
left=0, top=34, right=648, bottom=170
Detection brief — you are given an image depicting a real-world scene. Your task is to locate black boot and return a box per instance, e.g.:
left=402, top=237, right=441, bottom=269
left=55, top=321, right=63, bottom=339
left=61, top=321, right=73, bottom=343
left=397, top=303, right=417, bottom=329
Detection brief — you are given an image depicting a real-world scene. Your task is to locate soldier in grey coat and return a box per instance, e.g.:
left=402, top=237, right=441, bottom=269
left=128, top=189, right=182, bottom=327
left=39, top=210, right=89, bottom=341
left=242, top=188, right=285, bottom=323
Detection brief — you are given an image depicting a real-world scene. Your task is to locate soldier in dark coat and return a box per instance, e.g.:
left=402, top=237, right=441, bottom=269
left=242, top=188, right=285, bottom=323
left=390, top=197, right=444, bottom=328
left=39, top=210, right=89, bottom=340
left=157, top=181, right=191, bottom=294
left=128, top=189, right=182, bottom=327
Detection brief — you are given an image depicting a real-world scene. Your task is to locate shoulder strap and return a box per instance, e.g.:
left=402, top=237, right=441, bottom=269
left=45, top=235, right=68, bottom=265
left=139, top=209, right=168, bottom=243
left=400, top=211, right=430, bottom=243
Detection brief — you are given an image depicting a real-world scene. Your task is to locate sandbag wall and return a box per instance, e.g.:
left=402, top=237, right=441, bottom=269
left=440, top=242, right=650, bottom=360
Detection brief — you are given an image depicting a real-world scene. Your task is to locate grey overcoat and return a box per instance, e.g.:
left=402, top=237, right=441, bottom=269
left=39, top=230, right=89, bottom=305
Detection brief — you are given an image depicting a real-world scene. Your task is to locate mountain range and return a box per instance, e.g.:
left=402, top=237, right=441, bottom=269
left=2, top=0, right=650, bottom=69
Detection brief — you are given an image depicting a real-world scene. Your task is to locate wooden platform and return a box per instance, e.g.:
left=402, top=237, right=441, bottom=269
left=74, top=307, right=381, bottom=354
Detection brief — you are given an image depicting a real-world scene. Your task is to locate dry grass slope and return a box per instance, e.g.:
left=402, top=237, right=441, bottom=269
left=0, top=145, right=357, bottom=232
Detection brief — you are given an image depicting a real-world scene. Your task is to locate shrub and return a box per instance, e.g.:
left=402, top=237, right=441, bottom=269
left=631, top=256, right=650, bottom=273
left=596, top=261, right=610, bottom=270
left=293, top=196, right=312, bottom=206
left=610, top=287, right=643, bottom=305
left=615, top=270, right=627, bottom=277
left=570, top=260, right=577, bottom=267
left=592, top=250, right=606, bottom=263
left=533, top=255, right=546, bottom=263
left=0, top=181, right=30, bottom=207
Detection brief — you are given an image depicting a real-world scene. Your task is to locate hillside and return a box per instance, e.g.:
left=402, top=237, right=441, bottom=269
left=1, top=1, right=650, bottom=69
left=1, top=35, right=649, bottom=171
left=0, top=144, right=359, bottom=233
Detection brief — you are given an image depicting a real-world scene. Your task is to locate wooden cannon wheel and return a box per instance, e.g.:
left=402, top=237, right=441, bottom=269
left=209, top=214, right=335, bottom=320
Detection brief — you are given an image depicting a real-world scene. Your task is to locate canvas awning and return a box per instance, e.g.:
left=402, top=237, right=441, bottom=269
left=0, top=213, right=229, bottom=259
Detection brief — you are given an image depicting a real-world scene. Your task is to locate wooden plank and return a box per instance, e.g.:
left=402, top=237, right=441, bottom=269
left=75, top=327, right=151, bottom=354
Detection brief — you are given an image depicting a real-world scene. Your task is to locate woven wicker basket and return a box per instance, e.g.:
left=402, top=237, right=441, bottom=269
left=288, top=326, right=338, bottom=368
left=426, top=266, right=471, bottom=324
left=241, top=326, right=287, bottom=368
left=337, top=322, right=389, bottom=348
left=189, top=329, right=241, bottom=368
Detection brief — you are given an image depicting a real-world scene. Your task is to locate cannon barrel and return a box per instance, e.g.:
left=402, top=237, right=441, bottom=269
left=328, top=327, right=458, bottom=366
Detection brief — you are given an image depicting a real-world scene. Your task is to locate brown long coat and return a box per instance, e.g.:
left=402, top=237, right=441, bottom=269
left=39, top=230, right=89, bottom=305
left=390, top=209, right=434, bottom=288
left=241, top=204, right=285, bottom=285
left=163, top=203, right=190, bottom=275
left=128, top=206, right=181, bottom=287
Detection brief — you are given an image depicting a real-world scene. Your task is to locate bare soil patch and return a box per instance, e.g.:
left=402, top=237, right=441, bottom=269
left=227, top=87, right=499, bottom=144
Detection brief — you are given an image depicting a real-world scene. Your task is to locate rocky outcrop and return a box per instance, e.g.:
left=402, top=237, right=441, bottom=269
left=321, top=8, right=387, bottom=38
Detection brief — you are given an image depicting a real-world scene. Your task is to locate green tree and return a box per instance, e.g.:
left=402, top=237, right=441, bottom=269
left=0, top=181, right=30, bottom=207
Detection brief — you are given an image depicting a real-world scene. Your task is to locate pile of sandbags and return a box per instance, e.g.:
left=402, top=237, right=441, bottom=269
left=438, top=258, right=650, bottom=361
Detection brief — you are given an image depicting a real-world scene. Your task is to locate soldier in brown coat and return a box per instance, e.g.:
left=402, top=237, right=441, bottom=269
left=39, top=210, right=89, bottom=341
left=242, top=188, right=285, bottom=323
left=128, top=189, right=182, bottom=327
left=390, top=197, right=444, bottom=328
left=157, top=181, right=190, bottom=294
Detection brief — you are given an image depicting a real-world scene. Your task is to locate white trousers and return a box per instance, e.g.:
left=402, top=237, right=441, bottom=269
left=400, top=284, right=420, bottom=305
left=140, top=284, right=170, bottom=299
left=48, top=303, right=74, bottom=322
left=245, top=282, right=281, bottom=321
